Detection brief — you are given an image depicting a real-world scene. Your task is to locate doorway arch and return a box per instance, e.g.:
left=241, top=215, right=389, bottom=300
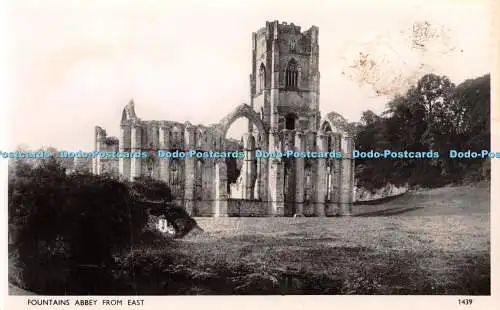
left=219, top=103, right=267, bottom=139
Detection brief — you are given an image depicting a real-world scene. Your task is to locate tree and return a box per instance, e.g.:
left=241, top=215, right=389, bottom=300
left=452, top=74, right=490, bottom=149
left=353, top=73, right=490, bottom=190
left=415, top=73, right=455, bottom=117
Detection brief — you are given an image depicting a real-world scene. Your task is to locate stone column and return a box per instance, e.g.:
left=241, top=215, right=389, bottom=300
left=214, top=159, right=228, bottom=217
left=269, top=22, right=280, bottom=131
left=257, top=133, right=269, bottom=202
left=130, top=123, right=142, bottom=181
left=339, top=134, right=354, bottom=216
left=184, top=125, right=196, bottom=215
left=269, top=158, right=284, bottom=216
left=315, top=133, right=328, bottom=217
left=119, top=123, right=131, bottom=180
left=250, top=32, right=257, bottom=99
left=93, top=127, right=102, bottom=175
left=254, top=155, right=261, bottom=200
left=283, top=129, right=296, bottom=215
left=242, top=133, right=256, bottom=199
left=326, top=133, right=341, bottom=215
left=267, top=129, right=284, bottom=216
left=295, top=131, right=306, bottom=216
left=324, top=133, right=337, bottom=216
left=158, top=126, right=170, bottom=184
left=151, top=124, right=158, bottom=178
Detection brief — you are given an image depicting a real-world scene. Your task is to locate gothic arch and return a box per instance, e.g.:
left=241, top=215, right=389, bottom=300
left=219, top=104, right=267, bottom=139
left=195, top=158, right=203, bottom=201
left=321, top=121, right=333, bottom=133
left=195, top=128, right=203, bottom=149
left=146, top=150, right=157, bottom=178
left=285, top=58, right=299, bottom=89
left=170, top=125, right=182, bottom=148
left=246, top=134, right=256, bottom=149
left=169, top=158, right=183, bottom=199
left=258, top=63, right=266, bottom=91
left=319, top=112, right=351, bottom=137
left=202, top=127, right=218, bottom=150
left=321, top=119, right=343, bottom=152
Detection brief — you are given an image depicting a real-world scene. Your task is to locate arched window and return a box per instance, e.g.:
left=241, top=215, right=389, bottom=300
left=258, top=63, right=266, bottom=91
left=155, top=127, right=160, bottom=147
left=246, top=134, right=256, bottom=151
left=141, top=128, right=147, bottom=146
left=171, top=127, right=180, bottom=148
left=285, top=113, right=296, bottom=130
left=169, top=159, right=182, bottom=198
left=195, top=130, right=202, bottom=149
left=285, top=59, right=299, bottom=89
left=147, top=152, right=156, bottom=178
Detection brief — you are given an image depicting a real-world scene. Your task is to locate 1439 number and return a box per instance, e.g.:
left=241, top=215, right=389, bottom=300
left=458, top=299, right=473, bottom=306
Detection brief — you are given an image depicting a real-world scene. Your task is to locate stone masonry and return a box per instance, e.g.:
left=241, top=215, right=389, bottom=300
left=92, top=21, right=355, bottom=217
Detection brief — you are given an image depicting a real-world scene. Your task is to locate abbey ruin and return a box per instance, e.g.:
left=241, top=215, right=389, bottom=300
left=92, top=21, right=355, bottom=217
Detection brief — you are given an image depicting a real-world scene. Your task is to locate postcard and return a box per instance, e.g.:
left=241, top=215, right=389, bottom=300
left=1, top=0, right=497, bottom=309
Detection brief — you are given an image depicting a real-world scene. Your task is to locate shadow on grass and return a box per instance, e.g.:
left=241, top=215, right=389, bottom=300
left=355, top=206, right=424, bottom=217
left=111, top=237, right=490, bottom=295
left=10, top=230, right=490, bottom=295
left=353, top=192, right=407, bottom=206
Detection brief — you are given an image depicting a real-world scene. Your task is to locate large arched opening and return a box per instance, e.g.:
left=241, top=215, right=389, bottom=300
left=218, top=104, right=267, bottom=201
left=320, top=119, right=342, bottom=204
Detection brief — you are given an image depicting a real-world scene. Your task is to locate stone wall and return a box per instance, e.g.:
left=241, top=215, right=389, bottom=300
left=302, top=202, right=340, bottom=216
left=227, top=199, right=269, bottom=217
left=194, top=200, right=214, bottom=217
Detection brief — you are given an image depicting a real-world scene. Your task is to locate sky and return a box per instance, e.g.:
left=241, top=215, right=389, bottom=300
left=4, top=0, right=491, bottom=150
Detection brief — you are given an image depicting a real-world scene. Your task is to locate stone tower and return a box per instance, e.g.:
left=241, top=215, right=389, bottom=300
left=93, top=20, right=355, bottom=218
left=250, top=21, right=320, bottom=133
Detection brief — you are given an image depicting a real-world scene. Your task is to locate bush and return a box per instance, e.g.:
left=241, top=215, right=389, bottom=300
left=8, top=157, right=205, bottom=294
left=128, top=176, right=173, bottom=202
left=8, top=158, right=148, bottom=294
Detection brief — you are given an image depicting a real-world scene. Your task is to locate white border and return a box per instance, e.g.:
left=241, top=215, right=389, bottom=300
left=1, top=0, right=498, bottom=309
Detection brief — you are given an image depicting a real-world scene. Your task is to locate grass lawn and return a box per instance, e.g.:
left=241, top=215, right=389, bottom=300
left=173, top=183, right=490, bottom=294
left=10, top=183, right=490, bottom=295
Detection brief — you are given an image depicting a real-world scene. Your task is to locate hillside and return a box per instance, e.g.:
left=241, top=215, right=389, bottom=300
left=352, top=182, right=489, bottom=217
left=187, top=183, right=490, bottom=294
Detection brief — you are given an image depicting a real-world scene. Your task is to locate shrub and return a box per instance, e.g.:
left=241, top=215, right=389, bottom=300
left=8, top=158, right=148, bottom=294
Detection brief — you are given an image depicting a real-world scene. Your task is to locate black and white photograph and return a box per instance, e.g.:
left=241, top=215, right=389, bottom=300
left=1, top=0, right=495, bottom=305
